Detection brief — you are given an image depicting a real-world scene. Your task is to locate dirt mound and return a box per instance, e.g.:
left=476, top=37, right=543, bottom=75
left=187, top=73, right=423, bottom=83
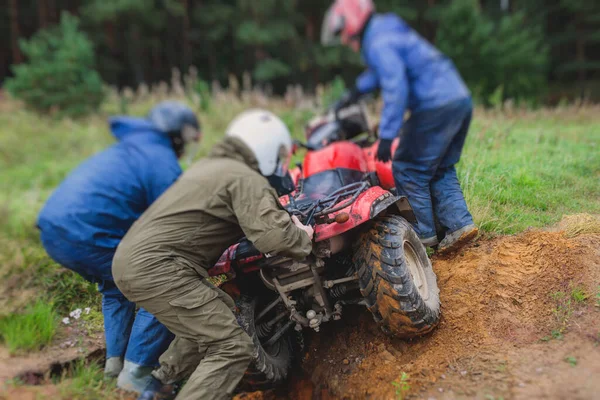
left=295, top=230, right=600, bottom=399
left=3, top=228, right=598, bottom=399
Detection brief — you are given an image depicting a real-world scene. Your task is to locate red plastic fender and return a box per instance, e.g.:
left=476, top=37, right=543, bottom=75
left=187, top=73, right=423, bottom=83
left=314, top=186, right=401, bottom=242
left=362, top=138, right=400, bottom=190
left=289, top=165, right=302, bottom=186
left=303, top=141, right=368, bottom=178
left=209, top=243, right=263, bottom=278
left=208, top=243, right=239, bottom=277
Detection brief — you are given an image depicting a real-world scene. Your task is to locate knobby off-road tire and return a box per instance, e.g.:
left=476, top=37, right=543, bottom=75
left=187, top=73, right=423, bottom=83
left=236, top=296, right=293, bottom=390
left=353, top=215, right=441, bottom=337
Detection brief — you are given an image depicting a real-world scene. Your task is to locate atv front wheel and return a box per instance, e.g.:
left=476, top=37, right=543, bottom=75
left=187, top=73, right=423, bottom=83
left=353, top=215, right=440, bottom=337
left=236, top=296, right=294, bottom=389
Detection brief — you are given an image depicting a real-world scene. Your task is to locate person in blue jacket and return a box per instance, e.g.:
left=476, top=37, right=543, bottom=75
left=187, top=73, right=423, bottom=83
left=37, top=101, right=201, bottom=393
left=322, top=0, right=479, bottom=253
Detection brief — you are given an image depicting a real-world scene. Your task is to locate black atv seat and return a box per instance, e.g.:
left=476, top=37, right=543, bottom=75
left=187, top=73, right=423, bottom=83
left=235, top=238, right=261, bottom=260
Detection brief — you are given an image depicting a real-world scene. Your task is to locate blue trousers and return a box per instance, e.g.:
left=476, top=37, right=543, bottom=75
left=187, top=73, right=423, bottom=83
left=392, top=98, right=474, bottom=239
left=40, top=231, right=174, bottom=367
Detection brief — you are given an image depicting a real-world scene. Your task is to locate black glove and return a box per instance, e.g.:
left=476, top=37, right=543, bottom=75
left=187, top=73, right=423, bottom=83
left=376, top=139, right=393, bottom=162
left=332, top=87, right=360, bottom=112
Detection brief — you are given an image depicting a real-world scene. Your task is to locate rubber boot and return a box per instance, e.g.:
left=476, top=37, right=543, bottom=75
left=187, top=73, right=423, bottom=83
left=437, top=224, right=478, bottom=254
left=104, top=357, right=123, bottom=379
left=420, top=235, right=439, bottom=248
left=117, top=360, right=154, bottom=393
left=137, top=376, right=178, bottom=400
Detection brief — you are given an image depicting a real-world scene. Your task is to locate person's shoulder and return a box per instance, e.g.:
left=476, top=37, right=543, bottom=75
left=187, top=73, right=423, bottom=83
left=185, top=156, right=260, bottom=181
left=75, top=142, right=124, bottom=170
left=129, top=138, right=178, bottom=163
left=373, top=13, right=409, bottom=32
left=366, top=14, right=409, bottom=52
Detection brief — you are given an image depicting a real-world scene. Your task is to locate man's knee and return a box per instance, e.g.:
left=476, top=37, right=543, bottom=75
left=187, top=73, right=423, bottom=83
left=222, top=331, right=254, bottom=363
left=393, top=160, right=436, bottom=183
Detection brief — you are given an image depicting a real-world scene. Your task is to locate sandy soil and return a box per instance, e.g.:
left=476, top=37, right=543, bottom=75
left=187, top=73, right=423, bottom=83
left=3, top=229, right=599, bottom=400
left=288, top=230, right=600, bottom=399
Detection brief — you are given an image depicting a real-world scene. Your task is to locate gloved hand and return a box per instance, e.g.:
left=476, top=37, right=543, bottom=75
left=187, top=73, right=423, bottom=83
left=292, top=215, right=314, bottom=241
left=332, top=87, right=360, bottom=112
left=376, top=139, right=393, bottom=162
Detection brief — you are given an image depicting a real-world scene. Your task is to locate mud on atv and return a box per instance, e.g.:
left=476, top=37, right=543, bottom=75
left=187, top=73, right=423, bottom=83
left=208, top=103, right=441, bottom=387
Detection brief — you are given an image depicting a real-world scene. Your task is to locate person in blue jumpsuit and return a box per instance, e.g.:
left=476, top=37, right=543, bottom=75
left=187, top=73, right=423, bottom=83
left=37, top=101, right=201, bottom=392
left=322, top=0, right=479, bottom=252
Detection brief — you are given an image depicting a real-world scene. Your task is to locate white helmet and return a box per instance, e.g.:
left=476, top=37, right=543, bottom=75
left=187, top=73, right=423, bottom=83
left=226, top=109, right=293, bottom=177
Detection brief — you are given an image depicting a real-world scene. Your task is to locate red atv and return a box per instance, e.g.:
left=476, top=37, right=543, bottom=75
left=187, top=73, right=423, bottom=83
left=208, top=104, right=440, bottom=386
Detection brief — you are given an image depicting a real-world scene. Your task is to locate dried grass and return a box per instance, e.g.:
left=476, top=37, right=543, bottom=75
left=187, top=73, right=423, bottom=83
left=558, top=214, right=600, bottom=238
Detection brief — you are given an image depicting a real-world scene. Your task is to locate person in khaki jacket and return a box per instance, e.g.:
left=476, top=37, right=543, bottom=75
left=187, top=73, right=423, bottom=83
left=112, top=109, right=314, bottom=400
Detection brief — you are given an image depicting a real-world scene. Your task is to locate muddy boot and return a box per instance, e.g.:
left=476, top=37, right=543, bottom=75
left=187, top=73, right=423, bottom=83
left=104, top=357, right=123, bottom=379
left=420, top=235, right=439, bottom=248
left=137, top=377, right=178, bottom=400
left=437, top=224, right=478, bottom=254
left=117, top=360, right=154, bottom=393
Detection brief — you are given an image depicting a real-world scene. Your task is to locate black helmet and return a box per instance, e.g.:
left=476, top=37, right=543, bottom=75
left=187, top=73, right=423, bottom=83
left=147, top=101, right=201, bottom=158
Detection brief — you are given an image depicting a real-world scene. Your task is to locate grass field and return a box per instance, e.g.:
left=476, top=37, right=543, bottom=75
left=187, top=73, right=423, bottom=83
left=1, top=93, right=599, bottom=396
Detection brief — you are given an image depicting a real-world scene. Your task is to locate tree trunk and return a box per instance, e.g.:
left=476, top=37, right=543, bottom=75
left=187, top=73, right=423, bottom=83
left=305, top=12, right=319, bottom=86
left=181, top=0, right=192, bottom=71
left=127, top=24, right=145, bottom=85
left=426, top=0, right=437, bottom=43
left=152, top=43, right=161, bottom=83
left=9, top=0, right=22, bottom=64
left=104, top=21, right=117, bottom=51
left=47, top=0, right=57, bottom=24
left=67, top=0, right=79, bottom=16
left=38, top=0, right=48, bottom=28
left=575, top=13, right=586, bottom=98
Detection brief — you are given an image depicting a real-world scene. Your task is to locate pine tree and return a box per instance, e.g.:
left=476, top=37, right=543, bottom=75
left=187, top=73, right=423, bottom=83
left=235, top=0, right=299, bottom=85
left=2, top=0, right=596, bottom=101
left=552, top=0, right=600, bottom=89
left=192, top=0, right=238, bottom=83
left=5, top=12, right=105, bottom=117
left=435, top=0, right=548, bottom=103
left=81, top=0, right=185, bottom=85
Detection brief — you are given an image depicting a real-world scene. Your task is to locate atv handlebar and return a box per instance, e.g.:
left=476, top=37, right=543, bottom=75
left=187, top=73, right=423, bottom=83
left=286, top=180, right=369, bottom=228
left=293, top=139, right=318, bottom=152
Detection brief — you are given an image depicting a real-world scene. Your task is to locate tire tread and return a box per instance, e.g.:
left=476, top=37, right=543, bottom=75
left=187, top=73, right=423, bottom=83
left=352, top=215, right=441, bottom=338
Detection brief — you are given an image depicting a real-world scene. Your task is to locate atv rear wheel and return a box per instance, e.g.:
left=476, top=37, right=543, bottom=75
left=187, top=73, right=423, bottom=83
left=353, top=215, right=440, bottom=337
left=236, top=296, right=294, bottom=390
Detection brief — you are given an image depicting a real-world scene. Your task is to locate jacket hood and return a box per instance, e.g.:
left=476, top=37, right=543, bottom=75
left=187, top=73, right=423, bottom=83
left=109, top=116, right=167, bottom=141
left=209, top=136, right=261, bottom=173
left=362, top=14, right=409, bottom=52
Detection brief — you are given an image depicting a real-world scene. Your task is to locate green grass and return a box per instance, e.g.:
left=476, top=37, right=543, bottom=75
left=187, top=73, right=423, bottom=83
left=564, top=356, right=578, bottom=367
left=392, top=372, right=410, bottom=400
left=570, top=286, right=588, bottom=303
left=0, top=300, right=58, bottom=354
left=460, top=109, right=600, bottom=233
left=0, top=96, right=599, bottom=334
left=0, top=96, right=313, bottom=316
left=58, top=360, right=119, bottom=400
left=542, top=284, right=592, bottom=342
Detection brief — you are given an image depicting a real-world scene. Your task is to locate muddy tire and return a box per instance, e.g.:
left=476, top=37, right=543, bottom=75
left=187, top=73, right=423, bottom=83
left=353, top=215, right=441, bottom=337
left=236, top=296, right=293, bottom=390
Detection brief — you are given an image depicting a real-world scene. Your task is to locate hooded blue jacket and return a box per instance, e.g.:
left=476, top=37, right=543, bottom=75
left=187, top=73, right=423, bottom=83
left=356, top=14, right=470, bottom=140
left=37, top=117, right=182, bottom=249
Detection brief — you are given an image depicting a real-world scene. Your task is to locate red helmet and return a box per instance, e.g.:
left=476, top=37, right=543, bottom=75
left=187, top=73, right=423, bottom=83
left=321, top=0, right=375, bottom=51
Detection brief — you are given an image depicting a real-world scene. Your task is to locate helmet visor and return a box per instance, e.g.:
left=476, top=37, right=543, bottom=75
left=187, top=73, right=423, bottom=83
left=321, top=5, right=344, bottom=46
left=274, top=146, right=292, bottom=178
left=269, top=146, right=295, bottom=196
